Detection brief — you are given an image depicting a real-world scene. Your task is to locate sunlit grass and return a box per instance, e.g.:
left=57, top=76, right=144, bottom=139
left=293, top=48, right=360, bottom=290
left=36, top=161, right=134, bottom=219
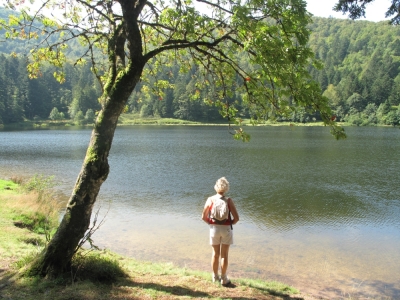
left=117, top=113, right=335, bottom=128
left=0, top=191, right=46, bottom=265
left=0, top=176, right=63, bottom=265
left=118, top=113, right=204, bottom=125
left=236, top=278, right=299, bottom=296
left=3, top=112, right=351, bottom=130
left=0, top=178, right=19, bottom=194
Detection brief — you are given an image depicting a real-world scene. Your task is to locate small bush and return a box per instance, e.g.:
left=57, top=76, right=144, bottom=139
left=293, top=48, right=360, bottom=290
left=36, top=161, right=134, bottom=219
left=10, top=176, right=24, bottom=185
left=71, top=251, right=127, bottom=283
left=21, top=174, right=55, bottom=194
left=13, top=212, right=57, bottom=235
left=13, top=251, right=40, bottom=270
left=22, top=237, right=46, bottom=247
left=7, top=175, right=62, bottom=242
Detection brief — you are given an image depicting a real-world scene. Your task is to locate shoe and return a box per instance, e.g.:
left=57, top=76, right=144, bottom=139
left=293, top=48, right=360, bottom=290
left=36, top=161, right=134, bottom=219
left=212, top=273, right=220, bottom=283
left=220, top=274, right=231, bottom=286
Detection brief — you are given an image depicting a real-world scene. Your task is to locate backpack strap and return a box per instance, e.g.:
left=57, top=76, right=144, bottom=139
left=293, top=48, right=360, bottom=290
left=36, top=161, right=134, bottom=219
left=227, top=197, right=233, bottom=230
left=208, top=200, right=213, bottom=225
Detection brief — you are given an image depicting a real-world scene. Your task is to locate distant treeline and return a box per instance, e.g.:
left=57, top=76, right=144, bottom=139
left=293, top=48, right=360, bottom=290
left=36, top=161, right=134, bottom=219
left=1, top=12, right=400, bottom=126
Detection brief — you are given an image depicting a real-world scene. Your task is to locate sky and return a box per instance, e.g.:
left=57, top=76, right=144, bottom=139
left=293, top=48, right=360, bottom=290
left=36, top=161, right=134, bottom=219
left=5, top=0, right=393, bottom=23
left=306, top=0, right=392, bottom=22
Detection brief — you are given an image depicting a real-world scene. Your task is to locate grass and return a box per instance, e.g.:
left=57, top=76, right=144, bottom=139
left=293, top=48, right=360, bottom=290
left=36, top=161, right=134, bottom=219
left=0, top=177, right=307, bottom=300
left=117, top=113, right=333, bottom=128
left=1, top=113, right=341, bottom=130
left=0, top=178, right=61, bottom=262
left=0, top=178, right=19, bottom=193
left=118, top=113, right=205, bottom=125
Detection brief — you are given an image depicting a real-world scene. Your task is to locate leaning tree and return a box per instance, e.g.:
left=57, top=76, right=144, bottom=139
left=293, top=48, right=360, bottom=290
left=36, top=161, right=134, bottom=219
left=0, top=0, right=345, bottom=277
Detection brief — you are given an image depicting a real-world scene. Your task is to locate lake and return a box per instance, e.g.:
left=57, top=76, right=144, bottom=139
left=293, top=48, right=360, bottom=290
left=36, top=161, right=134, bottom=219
left=0, top=125, right=399, bottom=299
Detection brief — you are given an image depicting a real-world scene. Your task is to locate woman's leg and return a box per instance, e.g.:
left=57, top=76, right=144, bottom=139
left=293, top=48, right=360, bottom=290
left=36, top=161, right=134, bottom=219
left=220, top=244, right=230, bottom=276
left=211, top=244, right=221, bottom=275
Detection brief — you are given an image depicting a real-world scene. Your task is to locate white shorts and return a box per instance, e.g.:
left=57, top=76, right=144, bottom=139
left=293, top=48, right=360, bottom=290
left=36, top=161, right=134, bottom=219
left=209, top=225, right=233, bottom=245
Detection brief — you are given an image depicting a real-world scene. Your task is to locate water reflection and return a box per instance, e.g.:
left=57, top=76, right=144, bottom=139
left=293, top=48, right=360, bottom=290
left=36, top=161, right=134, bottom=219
left=241, top=187, right=400, bottom=231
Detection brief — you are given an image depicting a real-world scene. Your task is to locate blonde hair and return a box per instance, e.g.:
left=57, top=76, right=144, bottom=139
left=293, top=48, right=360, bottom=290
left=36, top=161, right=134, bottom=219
left=214, top=177, right=229, bottom=194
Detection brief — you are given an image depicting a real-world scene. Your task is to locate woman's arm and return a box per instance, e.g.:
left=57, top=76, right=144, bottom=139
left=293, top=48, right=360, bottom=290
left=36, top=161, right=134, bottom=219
left=201, top=198, right=211, bottom=224
left=229, top=198, right=239, bottom=225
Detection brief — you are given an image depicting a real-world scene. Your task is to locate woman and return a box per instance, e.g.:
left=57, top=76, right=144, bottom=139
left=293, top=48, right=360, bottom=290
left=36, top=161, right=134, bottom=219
left=201, top=177, right=239, bottom=285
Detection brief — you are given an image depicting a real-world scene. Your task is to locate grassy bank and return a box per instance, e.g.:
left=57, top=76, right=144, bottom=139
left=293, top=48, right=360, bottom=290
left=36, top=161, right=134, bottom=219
left=0, top=113, right=340, bottom=130
left=0, top=177, right=305, bottom=300
left=118, top=114, right=332, bottom=127
left=5, top=111, right=400, bottom=130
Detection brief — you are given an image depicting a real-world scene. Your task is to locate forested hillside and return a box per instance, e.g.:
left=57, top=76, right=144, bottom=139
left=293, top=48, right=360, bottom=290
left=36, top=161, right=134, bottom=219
left=308, top=17, right=400, bottom=126
left=1, top=9, right=400, bottom=126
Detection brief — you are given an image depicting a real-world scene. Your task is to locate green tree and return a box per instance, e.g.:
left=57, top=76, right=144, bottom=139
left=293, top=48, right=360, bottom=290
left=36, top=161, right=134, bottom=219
left=26, top=78, right=52, bottom=119
left=172, top=70, right=192, bottom=120
left=337, top=74, right=361, bottom=104
left=346, top=93, right=366, bottom=112
left=73, top=110, right=85, bottom=125
left=386, top=109, right=400, bottom=126
left=388, top=76, right=400, bottom=106
left=361, top=103, right=378, bottom=125
left=0, top=72, right=7, bottom=124
left=139, top=103, right=153, bottom=117
left=8, top=87, right=24, bottom=122
left=376, top=100, right=392, bottom=124
left=1, top=0, right=345, bottom=277
left=84, top=109, right=95, bottom=124
left=49, top=107, right=62, bottom=120
left=370, top=74, right=393, bottom=106
left=323, top=84, right=346, bottom=121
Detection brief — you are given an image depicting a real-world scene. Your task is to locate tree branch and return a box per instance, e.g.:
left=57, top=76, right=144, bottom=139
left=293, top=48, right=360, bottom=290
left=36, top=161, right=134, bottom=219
left=75, top=0, right=115, bottom=25
left=195, top=0, right=233, bottom=15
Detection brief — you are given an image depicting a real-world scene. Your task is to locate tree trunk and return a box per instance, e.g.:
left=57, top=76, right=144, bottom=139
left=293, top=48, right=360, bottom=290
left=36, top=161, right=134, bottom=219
left=30, top=66, right=143, bottom=277
left=28, top=0, right=147, bottom=277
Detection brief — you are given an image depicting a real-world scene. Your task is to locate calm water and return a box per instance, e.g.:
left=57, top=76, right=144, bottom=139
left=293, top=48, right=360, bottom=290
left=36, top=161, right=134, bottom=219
left=1, top=125, right=399, bottom=299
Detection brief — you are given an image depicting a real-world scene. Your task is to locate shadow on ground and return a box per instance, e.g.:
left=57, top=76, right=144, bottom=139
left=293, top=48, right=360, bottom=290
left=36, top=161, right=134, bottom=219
left=0, top=268, right=307, bottom=300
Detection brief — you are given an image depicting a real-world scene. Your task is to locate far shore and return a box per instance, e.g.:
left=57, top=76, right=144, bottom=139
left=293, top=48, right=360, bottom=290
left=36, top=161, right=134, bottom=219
left=1, top=111, right=398, bottom=130
left=0, top=113, right=359, bottom=130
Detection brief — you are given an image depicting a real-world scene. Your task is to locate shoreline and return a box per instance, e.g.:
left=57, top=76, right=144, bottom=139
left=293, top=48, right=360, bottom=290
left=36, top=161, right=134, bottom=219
left=2, top=111, right=399, bottom=131
left=0, top=115, right=375, bottom=130
left=0, top=178, right=315, bottom=299
left=1, top=116, right=397, bottom=131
